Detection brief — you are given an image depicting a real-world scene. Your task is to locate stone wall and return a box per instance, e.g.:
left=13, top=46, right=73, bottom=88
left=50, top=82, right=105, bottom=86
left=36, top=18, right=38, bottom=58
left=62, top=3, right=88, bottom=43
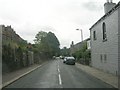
left=1, top=25, right=27, bottom=45
left=0, top=25, right=35, bottom=74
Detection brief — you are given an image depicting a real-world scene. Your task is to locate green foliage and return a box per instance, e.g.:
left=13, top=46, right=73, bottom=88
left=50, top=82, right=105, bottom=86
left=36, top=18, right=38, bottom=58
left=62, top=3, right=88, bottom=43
left=34, top=31, right=47, bottom=44
left=73, top=42, right=91, bottom=63
left=2, top=41, right=29, bottom=72
left=2, top=44, right=16, bottom=71
left=81, top=42, right=87, bottom=52
left=34, top=31, right=60, bottom=58
left=60, top=47, right=70, bottom=56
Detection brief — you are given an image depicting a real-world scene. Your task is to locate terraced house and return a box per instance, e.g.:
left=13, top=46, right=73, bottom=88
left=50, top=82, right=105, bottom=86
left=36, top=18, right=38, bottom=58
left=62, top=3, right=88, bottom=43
left=90, top=0, right=120, bottom=75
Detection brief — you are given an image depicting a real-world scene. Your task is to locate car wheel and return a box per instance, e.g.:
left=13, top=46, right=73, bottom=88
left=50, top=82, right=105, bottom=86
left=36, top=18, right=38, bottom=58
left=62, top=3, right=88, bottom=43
left=73, top=63, right=75, bottom=65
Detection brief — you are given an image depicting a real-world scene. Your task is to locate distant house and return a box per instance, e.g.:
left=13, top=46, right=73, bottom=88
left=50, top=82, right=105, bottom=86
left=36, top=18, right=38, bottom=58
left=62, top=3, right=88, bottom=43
left=70, top=38, right=90, bottom=55
left=90, top=1, right=120, bottom=75
left=86, top=38, right=91, bottom=50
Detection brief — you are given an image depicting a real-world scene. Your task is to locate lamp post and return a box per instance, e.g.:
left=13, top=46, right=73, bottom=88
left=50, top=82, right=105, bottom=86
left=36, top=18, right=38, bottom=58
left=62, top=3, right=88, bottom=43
left=76, top=29, right=84, bottom=64
left=76, top=29, right=83, bottom=42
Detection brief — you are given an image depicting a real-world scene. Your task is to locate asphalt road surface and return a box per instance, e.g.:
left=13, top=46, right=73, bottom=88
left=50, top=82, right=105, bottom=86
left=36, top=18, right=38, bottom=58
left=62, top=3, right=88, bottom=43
left=4, top=59, right=113, bottom=88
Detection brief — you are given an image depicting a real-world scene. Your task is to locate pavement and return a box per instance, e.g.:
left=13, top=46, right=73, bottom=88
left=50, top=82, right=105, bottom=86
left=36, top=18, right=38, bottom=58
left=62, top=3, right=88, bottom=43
left=1, top=59, right=118, bottom=88
left=76, top=63, right=118, bottom=88
left=1, top=62, right=48, bottom=89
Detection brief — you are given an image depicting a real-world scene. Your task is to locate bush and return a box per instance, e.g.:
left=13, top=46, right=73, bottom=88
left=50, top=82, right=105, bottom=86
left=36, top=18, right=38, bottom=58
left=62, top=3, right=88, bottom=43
left=72, top=42, right=91, bottom=65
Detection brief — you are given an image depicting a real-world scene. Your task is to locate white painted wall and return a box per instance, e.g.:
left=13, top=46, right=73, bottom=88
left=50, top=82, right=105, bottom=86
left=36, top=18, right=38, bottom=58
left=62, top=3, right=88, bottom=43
left=90, top=9, right=119, bottom=75
left=87, top=40, right=91, bottom=50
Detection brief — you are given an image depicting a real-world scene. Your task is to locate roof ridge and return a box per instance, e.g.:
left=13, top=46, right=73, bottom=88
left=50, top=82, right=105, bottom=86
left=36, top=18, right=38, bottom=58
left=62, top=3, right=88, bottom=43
left=90, top=1, right=120, bottom=30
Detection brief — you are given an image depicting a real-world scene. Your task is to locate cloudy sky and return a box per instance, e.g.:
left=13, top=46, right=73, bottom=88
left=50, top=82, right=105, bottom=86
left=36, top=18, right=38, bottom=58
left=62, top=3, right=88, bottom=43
left=0, top=0, right=119, bottom=48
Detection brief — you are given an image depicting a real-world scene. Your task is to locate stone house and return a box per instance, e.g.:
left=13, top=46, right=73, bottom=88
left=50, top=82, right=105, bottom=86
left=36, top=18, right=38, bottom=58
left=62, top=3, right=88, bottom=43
left=70, top=38, right=90, bottom=55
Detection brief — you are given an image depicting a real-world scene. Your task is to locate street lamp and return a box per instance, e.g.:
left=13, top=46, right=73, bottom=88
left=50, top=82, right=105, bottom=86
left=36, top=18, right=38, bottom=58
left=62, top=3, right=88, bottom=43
left=76, top=29, right=83, bottom=42
left=76, top=29, right=84, bottom=64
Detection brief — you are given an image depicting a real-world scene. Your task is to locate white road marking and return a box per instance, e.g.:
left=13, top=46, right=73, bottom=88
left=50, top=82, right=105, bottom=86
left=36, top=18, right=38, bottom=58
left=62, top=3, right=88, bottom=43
left=58, top=68, right=60, bottom=73
left=57, top=63, right=62, bottom=85
left=58, top=74, right=62, bottom=85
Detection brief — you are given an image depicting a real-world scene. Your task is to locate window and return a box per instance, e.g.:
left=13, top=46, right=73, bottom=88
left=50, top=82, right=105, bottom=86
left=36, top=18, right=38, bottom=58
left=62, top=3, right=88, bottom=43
left=104, top=54, right=107, bottom=63
left=100, top=54, right=103, bottom=63
left=93, top=31, right=97, bottom=40
left=102, top=22, right=107, bottom=41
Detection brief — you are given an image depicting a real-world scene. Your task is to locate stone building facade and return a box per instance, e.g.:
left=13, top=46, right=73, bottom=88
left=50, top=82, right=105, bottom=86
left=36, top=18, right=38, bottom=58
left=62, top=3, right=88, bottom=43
left=70, top=38, right=90, bottom=55
left=0, top=25, right=27, bottom=45
left=1, top=25, right=34, bottom=73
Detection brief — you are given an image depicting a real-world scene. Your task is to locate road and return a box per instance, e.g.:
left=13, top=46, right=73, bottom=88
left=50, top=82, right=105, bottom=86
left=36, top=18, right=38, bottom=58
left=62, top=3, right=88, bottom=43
left=4, top=59, right=113, bottom=88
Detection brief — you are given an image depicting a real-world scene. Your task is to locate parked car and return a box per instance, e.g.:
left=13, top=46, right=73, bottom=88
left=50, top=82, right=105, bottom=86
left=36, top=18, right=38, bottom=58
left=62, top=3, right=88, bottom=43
left=63, top=57, right=67, bottom=63
left=56, top=57, right=60, bottom=59
left=63, top=56, right=75, bottom=65
left=59, top=56, right=64, bottom=59
left=53, top=56, right=56, bottom=59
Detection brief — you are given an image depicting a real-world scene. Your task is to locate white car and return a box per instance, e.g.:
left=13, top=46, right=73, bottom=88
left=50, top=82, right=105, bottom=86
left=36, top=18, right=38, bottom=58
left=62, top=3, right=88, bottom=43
left=63, top=57, right=67, bottom=63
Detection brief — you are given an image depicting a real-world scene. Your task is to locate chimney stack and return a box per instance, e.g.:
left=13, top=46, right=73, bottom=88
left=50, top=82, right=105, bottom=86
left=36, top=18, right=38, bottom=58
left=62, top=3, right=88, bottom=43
left=104, top=0, right=116, bottom=14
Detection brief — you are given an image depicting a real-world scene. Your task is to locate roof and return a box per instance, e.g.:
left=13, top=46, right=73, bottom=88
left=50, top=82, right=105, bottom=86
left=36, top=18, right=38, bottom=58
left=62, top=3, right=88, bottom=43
left=89, top=1, right=120, bottom=30
left=75, top=38, right=90, bottom=45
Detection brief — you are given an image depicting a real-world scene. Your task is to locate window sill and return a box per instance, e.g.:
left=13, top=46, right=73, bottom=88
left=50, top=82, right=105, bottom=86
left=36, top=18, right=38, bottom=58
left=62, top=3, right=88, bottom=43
left=103, top=39, right=107, bottom=42
left=93, top=38, right=97, bottom=41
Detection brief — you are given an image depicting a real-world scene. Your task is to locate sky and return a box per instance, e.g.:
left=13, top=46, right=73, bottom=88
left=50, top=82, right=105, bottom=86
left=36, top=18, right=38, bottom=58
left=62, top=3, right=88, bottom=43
left=0, top=0, right=119, bottom=48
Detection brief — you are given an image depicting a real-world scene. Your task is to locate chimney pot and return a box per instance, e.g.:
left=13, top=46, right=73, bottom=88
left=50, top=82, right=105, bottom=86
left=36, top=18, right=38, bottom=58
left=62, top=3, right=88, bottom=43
left=104, top=0, right=116, bottom=14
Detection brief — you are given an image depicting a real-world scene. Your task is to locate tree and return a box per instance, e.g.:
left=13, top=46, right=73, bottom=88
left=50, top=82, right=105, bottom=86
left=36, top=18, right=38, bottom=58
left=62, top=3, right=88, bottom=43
left=34, top=31, right=47, bottom=44
left=60, top=47, right=70, bottom=56
left=72, top=42, right=91, bottom=65
left=34, top=31, right=60, bottom=58
left=46, top=32, right=60, bottom=57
